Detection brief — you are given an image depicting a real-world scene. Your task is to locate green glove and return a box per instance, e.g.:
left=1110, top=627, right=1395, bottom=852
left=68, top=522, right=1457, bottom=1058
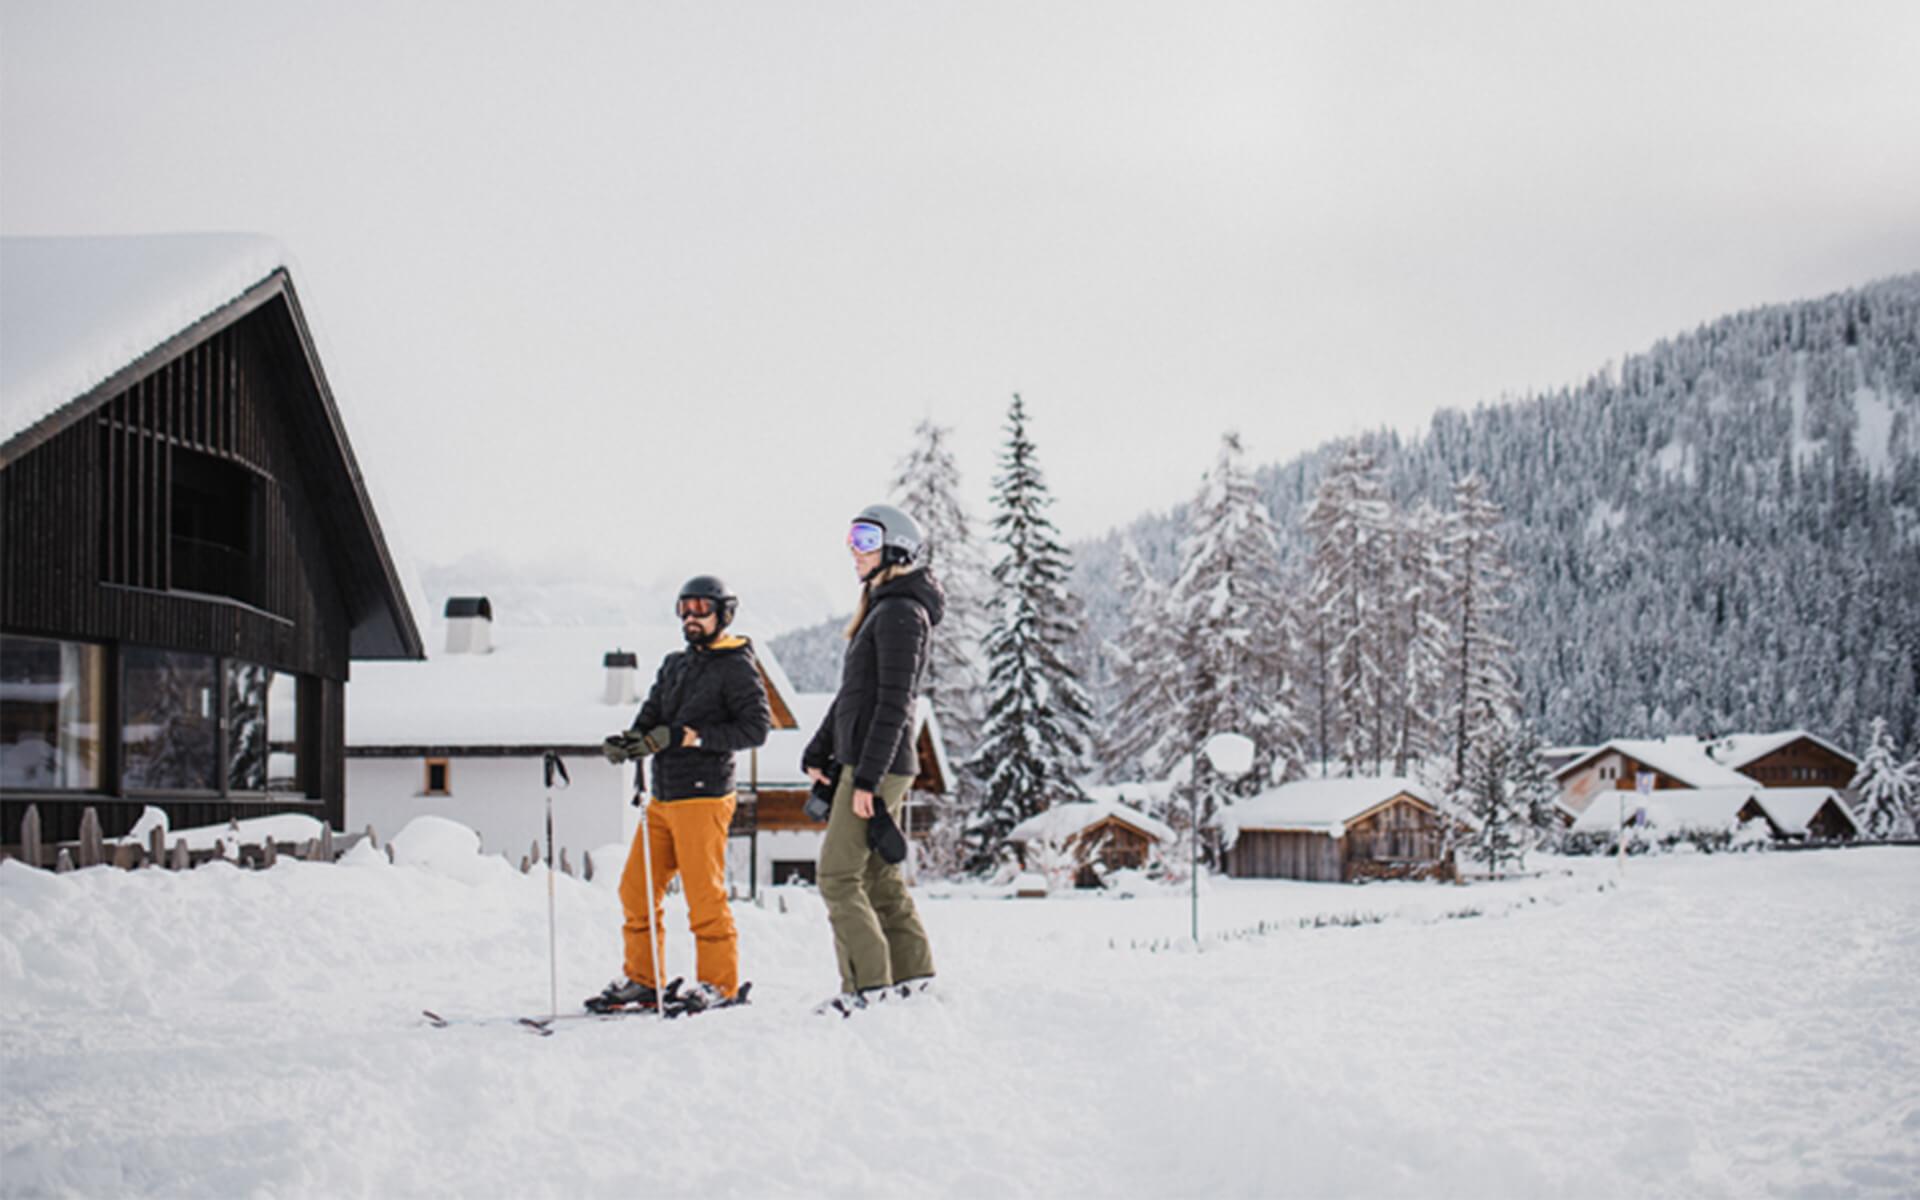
left=638, top=725, right=674, bottom=755
left=601, top=734, right=633, bottom=764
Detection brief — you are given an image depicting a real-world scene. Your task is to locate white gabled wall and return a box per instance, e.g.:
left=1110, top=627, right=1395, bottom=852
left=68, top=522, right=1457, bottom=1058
left=346, top=755, right=633, bottom=869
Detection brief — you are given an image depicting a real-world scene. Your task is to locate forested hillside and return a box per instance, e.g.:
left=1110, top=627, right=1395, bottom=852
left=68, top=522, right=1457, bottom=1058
left=1075, top=274, right=1920, bottom=755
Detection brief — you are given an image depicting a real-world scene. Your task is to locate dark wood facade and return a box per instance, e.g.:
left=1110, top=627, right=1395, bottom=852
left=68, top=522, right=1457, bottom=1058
left=1737, top=738, right=1857, bottom=789
left=2, top=268, right=420, bottom=845
left=1228, top=794, right=1454, bottom=883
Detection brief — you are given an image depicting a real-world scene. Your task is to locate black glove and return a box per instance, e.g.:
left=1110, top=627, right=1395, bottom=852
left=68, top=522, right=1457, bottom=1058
left=604, top=726, right=673, bottom=763
left=601, top=734, right=635, bottom=764
left=804, top=773, right=835, bottom=823
left=867, top=796, right=908, bottom=865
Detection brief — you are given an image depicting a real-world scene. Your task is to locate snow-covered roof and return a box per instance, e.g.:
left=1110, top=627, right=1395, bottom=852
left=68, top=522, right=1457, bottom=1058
left=1568, top=785, right=1859, bottom=838
left=1008, top=798, right=1174, bottom=846
left=756, top=692, right=951, bottom=791
left=345, top=625, right=799, bottom=748
left=1569, top=788, right=1758, bottom=834
left=1747, top=788, right=1860, bottom=837
left=1704, top=730, right=1858, bottom=771
left=1555, top=738, right=1758, bottom=789
left=1221, top=777, right=1433, bottom=838
left=1, top=235, right=287, bottom=452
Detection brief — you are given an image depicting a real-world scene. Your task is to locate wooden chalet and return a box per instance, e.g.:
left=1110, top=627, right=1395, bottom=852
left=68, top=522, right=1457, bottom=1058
left=1008, top=796, right=1173, bottom=887
left=1553, top=738, right=1758, bottom=816
left=1, top=235, right=424, bottom=849
left=1221, top=778, right=1456, bottom=883
left=1555, top=732, right=1861, bottom=818
left=1704, top=731, right=1859, bottom=790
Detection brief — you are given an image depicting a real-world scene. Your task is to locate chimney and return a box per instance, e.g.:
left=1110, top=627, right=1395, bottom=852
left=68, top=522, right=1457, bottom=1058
left=604, top=649, right=639, bottom=705
left=444, top=596, right=493, bottom=654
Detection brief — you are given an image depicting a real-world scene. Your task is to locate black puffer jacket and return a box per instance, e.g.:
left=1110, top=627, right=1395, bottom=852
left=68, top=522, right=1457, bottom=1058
left=632, top=635, right=772, bottom=802
left=803, top=567, right=945, bottom=792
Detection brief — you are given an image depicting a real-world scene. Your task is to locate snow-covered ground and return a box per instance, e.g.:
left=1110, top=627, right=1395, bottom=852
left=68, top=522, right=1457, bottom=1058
left=3, top=837, right=1916, bottom=1198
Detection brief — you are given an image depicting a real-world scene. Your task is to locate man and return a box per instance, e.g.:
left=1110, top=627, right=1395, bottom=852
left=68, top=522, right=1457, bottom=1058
left=589, top=574, right=770, bottom=1013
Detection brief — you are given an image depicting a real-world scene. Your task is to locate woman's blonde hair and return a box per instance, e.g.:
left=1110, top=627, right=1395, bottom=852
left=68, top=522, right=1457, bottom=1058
left=844, top=563, right=919, bottom=639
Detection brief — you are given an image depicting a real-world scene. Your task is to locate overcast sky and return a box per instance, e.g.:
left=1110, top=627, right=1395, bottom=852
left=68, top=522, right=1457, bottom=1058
left=5, top=1, right=1919, bottom=632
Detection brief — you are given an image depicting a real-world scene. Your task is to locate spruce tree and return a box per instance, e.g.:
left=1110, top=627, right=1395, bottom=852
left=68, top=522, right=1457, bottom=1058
left=1460, top=722, right=1530, bottom=877
left=1850, top=716, right=1919, bottom=839
left=1443, top=473, right=1520, bottom=792
left=965, top=394, right=1096, bottom=873
left=1163, top=433, right=1306, bottom=843
left=1098, top=537, right=1179, bottom=783
left=1506, top=720, right=1565, bottom=851
left=1304, top=446, right=1394, bottom=775
left=890, top=419, right=990, bottom=762
left=1391, top=500, right=1452, bottom=776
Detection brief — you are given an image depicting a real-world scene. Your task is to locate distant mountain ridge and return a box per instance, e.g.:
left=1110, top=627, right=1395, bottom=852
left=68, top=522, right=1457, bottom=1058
left=1074, top=271, right=1920, bottom=756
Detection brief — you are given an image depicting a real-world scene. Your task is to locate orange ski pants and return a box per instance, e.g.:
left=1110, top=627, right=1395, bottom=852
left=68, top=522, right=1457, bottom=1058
left=619, top=794, right=738, bottom=998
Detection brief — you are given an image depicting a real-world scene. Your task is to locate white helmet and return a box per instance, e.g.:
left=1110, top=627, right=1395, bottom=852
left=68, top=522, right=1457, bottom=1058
left=852, top=503, right=925, bottom=566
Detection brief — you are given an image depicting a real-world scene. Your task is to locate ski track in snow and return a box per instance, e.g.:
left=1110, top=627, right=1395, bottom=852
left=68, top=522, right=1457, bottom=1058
left=3, top=848, right=1917, bottom=1198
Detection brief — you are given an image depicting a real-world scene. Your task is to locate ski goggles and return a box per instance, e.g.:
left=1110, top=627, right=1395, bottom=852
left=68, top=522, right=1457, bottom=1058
left=847, top=521, right=886, bottom=553
left=676, top=597, right=717, bottom=618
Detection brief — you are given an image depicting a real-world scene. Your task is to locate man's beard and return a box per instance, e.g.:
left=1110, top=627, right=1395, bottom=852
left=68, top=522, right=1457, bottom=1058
left=683, top=621, right=714, bottom=646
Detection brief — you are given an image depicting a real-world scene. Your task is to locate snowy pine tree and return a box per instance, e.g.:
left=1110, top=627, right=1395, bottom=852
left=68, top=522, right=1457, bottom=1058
left=1304, top=447, right=1395, bottom=775
left=1390, top=500, right=1452, bottom=776
left=1162, top=433, right=1306, bottom=843
left=1442, top=473, right=1520, bottom=792
left=1097, top=537, right=1179, bottom=783
left=1460, top=722, right=1529, bottom=877
left=965, top=394, right=1096, bottom=873
left=890, top=419, right=990, bottom=762
left=1849, top=716, right=1919, bottom=839
left=1506, top=720, right=1565, bottom=850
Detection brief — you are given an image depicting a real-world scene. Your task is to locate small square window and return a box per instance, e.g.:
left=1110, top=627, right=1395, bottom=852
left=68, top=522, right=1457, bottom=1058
left=425, top=758, right=450, bottom=795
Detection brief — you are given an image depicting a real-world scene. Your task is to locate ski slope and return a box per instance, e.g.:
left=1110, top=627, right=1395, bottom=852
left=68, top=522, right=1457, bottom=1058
left=2, top=839, right=1915, bottom=1198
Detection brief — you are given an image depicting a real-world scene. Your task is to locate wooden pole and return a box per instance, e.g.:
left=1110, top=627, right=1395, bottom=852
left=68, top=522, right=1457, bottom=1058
left=20, top=805, right=43, bottom=870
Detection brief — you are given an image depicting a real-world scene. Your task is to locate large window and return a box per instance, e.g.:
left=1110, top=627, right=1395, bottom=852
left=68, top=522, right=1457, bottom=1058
left=122, top=648, right=219, bottom=791
left=225, top=661, right=302, bottom=793
left=170, top=447, right=260, bottom=605
left=0, top=635, right=106, bottom=790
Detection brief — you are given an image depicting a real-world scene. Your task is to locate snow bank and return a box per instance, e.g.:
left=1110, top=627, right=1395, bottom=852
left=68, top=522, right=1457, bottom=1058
left=3, top=840, right=1916, bottom=1198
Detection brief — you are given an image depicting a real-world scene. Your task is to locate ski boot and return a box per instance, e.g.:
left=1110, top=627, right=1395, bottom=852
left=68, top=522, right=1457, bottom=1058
left=585, top=976, right=670, bottom=1013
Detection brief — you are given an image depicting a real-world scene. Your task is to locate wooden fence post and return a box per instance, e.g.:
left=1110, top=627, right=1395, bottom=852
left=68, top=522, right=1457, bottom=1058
left=78, top=808, right=103, bottom=868
left=169, top=839, right=189, bottom=871
left=261, top=840, right=277, bottom=869
left=321, top=825, right=335, bottom=861
left=560, top=848, right=572, bottom=878
left=148, top=825, right=165, bottom=867
left=583, top=850, right=595, bottom=882
left=20, top=805, right=43, bottom=870
left=55, top=848, right=74, bottom=873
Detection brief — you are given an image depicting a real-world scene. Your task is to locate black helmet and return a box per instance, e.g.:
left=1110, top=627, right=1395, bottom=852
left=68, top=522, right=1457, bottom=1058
left=677, top=575, right=738, bottom=636
left=852, top=502, right=925, bottom=568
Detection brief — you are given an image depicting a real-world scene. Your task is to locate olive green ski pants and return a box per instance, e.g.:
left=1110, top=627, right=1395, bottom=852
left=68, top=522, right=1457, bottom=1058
left=817, top=766, right=935, bottom=993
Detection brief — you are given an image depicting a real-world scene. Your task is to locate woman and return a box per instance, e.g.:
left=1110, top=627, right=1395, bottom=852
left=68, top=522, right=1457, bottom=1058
left=802, top=502, right=942, bottom=1013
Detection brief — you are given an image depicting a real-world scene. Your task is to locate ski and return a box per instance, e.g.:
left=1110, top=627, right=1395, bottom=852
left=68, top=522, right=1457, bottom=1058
left=421, top=980, right=750, bottom=1033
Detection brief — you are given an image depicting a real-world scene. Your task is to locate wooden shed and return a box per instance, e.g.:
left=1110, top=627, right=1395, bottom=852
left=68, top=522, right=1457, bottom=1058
left=1221, top=778, right=1455, bottom=883
left=1, top=235, right=424, bottom=848
left=1009, top=798, right=1173, bottom=885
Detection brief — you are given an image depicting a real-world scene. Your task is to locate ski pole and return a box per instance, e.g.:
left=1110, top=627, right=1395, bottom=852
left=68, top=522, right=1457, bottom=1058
left=542, top=751, right=570, bottom=1023
left=636, top=789, right=668, bottom=1020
